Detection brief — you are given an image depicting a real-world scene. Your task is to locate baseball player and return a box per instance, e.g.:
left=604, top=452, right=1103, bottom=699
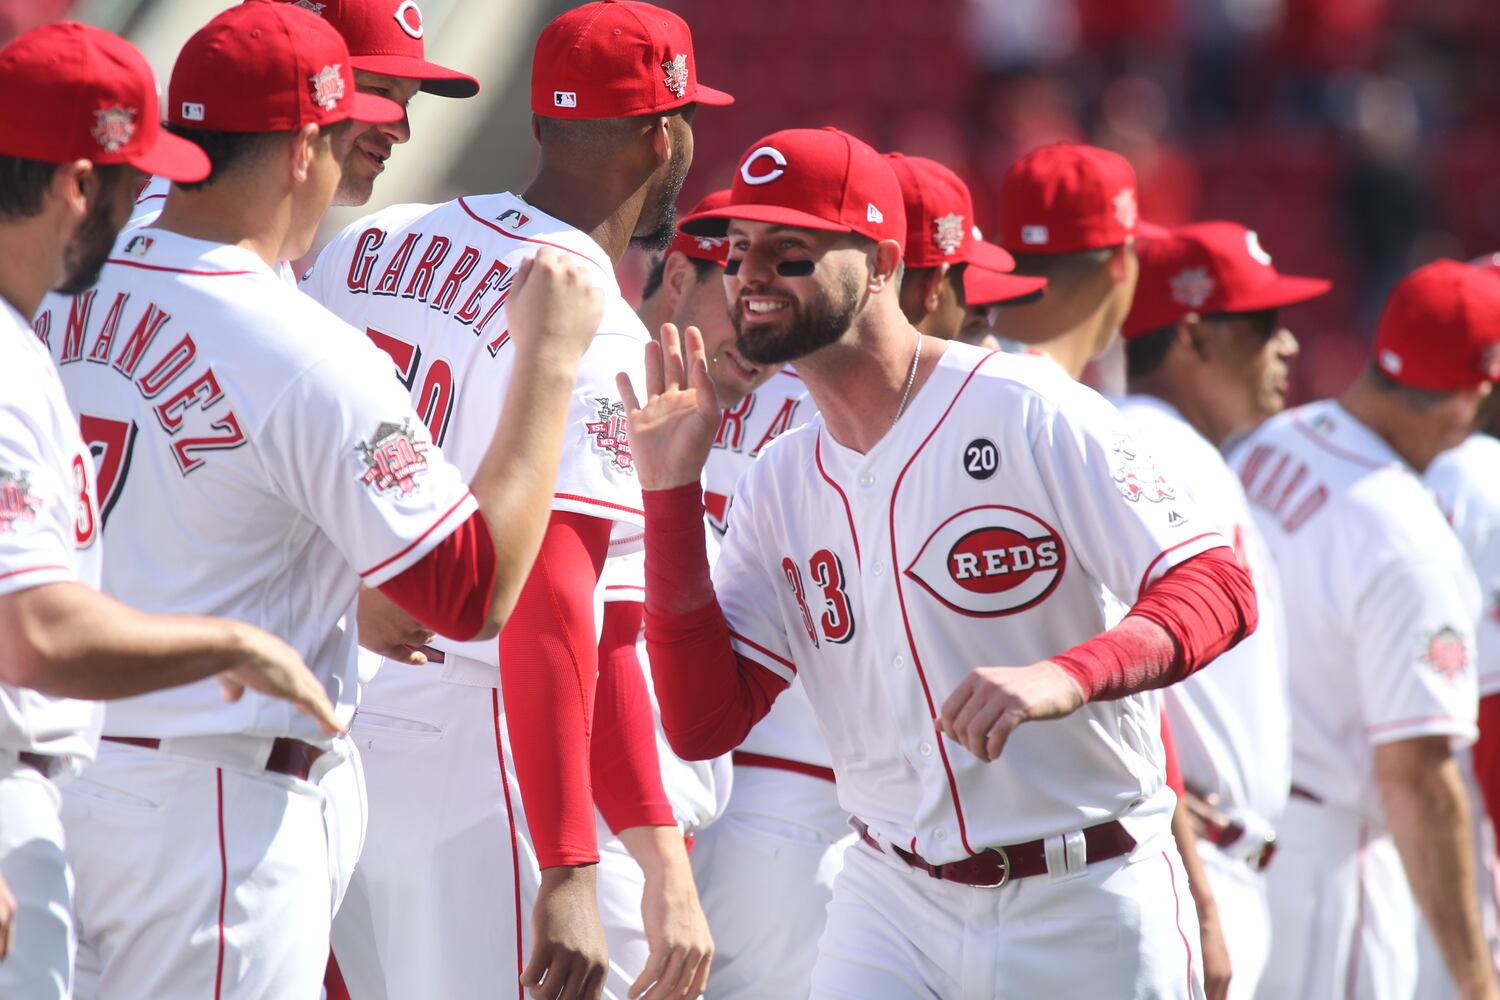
left=994, top=142, right=1233, bottom=992
left=886, top=152, right=1046, bottom=339
left=30, top=7, right=605, bottom=998
left=1233, top=260, right=1500, bottom=1000
left=619, top=125, right=1260, bottom=998
left=1117, top=220, right=1330, bottom=998
left=301, top=4, right=732, bottom=997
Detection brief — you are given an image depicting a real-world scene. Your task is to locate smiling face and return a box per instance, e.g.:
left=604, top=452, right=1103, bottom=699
left=724, top=220, right=871, bottom=366
left=333, top=71, right=420, bottom=207
left=670, top=259, right=776, bottom=408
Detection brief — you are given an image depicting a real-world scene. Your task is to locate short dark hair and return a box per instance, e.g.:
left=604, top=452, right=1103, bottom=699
left=0, top=156, right=131, bottom=221
left=640, top=253, right=717, bottom=302
left=1125, top=325, right=1178, bottom=379
left=165, top=126, right=284, bottom=191
left=1011, top=246, right=1115, bottom=282
left=1366, top=363, right=1452, bottom=408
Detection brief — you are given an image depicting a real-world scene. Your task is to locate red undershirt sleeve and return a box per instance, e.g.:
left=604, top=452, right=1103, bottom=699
left=498, top=510, right=612, bottom=869
left=376, top=508, right=496, bottom=640
left=592, top=600, right=676, bottom=832
left=1471, top=694, right=1500, bottom=842
left=1052, top=546, right=1258, bottom=703
left=642, top=484, right=789, bottom=760
left=1160, top=710, right=1185, bottom=797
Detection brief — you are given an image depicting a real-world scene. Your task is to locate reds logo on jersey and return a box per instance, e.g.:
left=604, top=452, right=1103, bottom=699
left=310, top=65, right=345, bottom=112
left=586, top=397, right=634, bottom=472
left=355, top=418, right=429, bottom=495
left=0, top=467, right=42, bottom=534
left=1112, top=435, right=1175, bottom=504
left=91, top=106, right=137, bottom=154
left=904, top=506, right=1066, bottom=616
left=1421, top=625, right=1469, bottom=683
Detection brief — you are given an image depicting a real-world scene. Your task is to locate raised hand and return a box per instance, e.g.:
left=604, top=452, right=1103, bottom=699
left=616, top=324, right=722, bottom=490
left=217, top=625, right=346, bottom=735
left=937, top=662, right=1085, bottom=762
left=507, top=246, right=606, bottom=366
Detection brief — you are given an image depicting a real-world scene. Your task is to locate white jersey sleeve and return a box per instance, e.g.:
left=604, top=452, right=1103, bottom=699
left=1355, top=557, right=1480, bottom=745
left=711, top=464, right=798, bottom=685
left=258, top=347, right=477, bottom=588
left=1427, top=434, right=1500, bottom=696
left=1031, top=385, right=1226, bottom=603
left=0, top=407, right=88, bottom=597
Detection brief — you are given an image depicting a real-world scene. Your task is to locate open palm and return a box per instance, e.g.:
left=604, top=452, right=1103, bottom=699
left=616, top=324, right=723, bottom=490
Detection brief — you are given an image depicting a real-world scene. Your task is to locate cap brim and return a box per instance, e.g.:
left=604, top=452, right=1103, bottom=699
left=347, top=91, right=406, bottom=124
left=1135, top=220, right=1170, bottom=240
left=129, top=130, right=210, bottom=184
left=351, top=54, right=480, bottom=99
left=690, top=83, right=735, bottom=107
left=965, top=265, right=1048, bottom=307
left=967, top=239, right=1017, bottom=273
left=680, top=203, right=854, bottom=238
left=1225, top=274, right=1332, bottom=314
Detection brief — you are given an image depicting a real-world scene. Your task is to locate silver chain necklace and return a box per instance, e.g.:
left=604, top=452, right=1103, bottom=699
left=893, top=332, right=923, bottom=427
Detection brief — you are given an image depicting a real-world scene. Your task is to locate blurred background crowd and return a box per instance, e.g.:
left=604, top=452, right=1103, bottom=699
left=6, top=0, right=1500, bottom=399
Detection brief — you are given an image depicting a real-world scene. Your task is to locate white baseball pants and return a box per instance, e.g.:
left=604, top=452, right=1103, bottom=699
left=0, top=757, right=73, bottom=1000
left=1198, top=840, right=1271, bottom=1000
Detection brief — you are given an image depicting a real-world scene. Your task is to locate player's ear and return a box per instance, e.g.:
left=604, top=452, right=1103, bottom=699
left=647, top=114, right=672, bottom=167
left=867, top=240, right=903, bottom=294
left=924, top=262, right=951, bottom=312
left=1106, top=242, right=1133, bottom=284
left=1180, top=313, right=1210, bottom=360
left=530, top=114, right=542, bottom=143
left=288, top=123, right=321, bottom=184
left=49, top=160, right=93, bottom=223
left=661, top=252, right=694, bottom=311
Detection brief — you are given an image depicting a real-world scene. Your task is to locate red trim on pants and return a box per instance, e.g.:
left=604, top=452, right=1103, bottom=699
left=323, top=952, right=351, bottom=1000
left=493, top=688, right=525, bottom=1000
left=1345, top=824, right=1370, bottom=1000
left=215, top=768, right=228, bottom=1000
left=1163, top=850, right=1196, bottom=995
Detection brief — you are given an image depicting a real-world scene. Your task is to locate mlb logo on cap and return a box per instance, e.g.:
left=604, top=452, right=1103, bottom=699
left=999, top=143, right=1139, bottom=255
left=1374, top=259, right=1500, bottom=391
left=554, top=91, right=577, bottom=108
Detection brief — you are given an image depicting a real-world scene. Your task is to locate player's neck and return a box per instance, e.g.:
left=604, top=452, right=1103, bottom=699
left=1004, top=307, right=1114, bottom=380
left=797, top=307, right=949, bottom=455
left=154, top=186, right=294, bottom=269
left=1338, top=380, right=1441, bottom=472
left=636, top=292, right=672, bottom=341
left=1128, top=374, right=1233, bottom=447
left=0, top=218, right=62, bottom=319
left=522, top=165, right=649, bottom=267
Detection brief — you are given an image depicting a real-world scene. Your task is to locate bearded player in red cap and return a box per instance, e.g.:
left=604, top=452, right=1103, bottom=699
left=1115, top=221, right=1329, bottom=999
left=0, top=21, right=345, bottom=998
left=1234, top=260, right=1500, bottom=1000
left=302, top=4, right=731, bottom=998
left=30, top=5, right=607, bottom=997
left=619, top=125, right=1259, bottom=998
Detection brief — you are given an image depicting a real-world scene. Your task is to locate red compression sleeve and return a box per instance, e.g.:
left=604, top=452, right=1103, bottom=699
left=499, top=511, right=612, bottom=869
left=592, top=601, right=675, bottom=833
left=1472, top=694, right=1500, bottom=842
left=642, top=484, right=789, bottom=759
left=377, top=508, right=496, bottom=640
left=1160, top=711, right=1185, bottom=797
left=1052, top=546, right=1257, bottom=702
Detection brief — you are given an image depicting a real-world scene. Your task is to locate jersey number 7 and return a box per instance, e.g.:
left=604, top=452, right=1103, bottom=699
left=77, top=414, right=136, bottom=532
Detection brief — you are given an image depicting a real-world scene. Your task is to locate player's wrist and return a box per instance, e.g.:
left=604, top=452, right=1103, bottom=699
left=538, top=861, right=599, bottom=892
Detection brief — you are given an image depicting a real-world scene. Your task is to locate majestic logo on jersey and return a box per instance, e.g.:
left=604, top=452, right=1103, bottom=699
left=1113, top=188, right=1138, bottom=230
left=394, top=0, right=424, bottom=38
left=497, top=209, right=530, bottom=230
left=586, top=398, right=634, bottom=473
left=904, top=505, right=1066, bottom=616
left=662, top=54, right=689, bottom=98
left=355, top=419, right=429, bottom=496
left=91, top=106, right=137, bottom=153
left=1170, top=267, right=1215, bottom=309
left=0, top=468, right=42, bottom=534
left=1111, top=434, right=1175, bottom=504
left=933, top=214, right=965, bottom=255
left=1421, top=625, right=1469, bottom=683
left=310, top=65, right=346, bottom=112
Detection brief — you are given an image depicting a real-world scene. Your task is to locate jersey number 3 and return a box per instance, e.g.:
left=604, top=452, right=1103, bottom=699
left=782, top=548, right=856, bottom=647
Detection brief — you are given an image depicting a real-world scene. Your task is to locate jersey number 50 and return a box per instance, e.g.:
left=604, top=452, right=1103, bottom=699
left=365, top=326, right=456, bottom=446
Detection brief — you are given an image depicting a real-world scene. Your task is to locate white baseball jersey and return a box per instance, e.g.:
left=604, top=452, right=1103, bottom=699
left=714, top=342, right=1226, bottom=860
left=1118, top=395, right=1290, bottom=834
left=1427, top=433, right=1500, bottom=696
left=35, top=228, right=477, bottom=744
left=127, top=177, right=296, bottom=284
left=303, top=192, right=647, bottom=666
left=1232, top=400, right=1480, bottom=825
left=0, top=300, right=102, bottom=771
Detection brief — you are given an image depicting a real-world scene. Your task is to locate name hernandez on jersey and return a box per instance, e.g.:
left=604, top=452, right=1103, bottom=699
left=35, top=229, right=477, bottom=744
left=0, top=301, right=102, bottom=770
left=713, top=344, right=1226, bottom=859
left=1118, top=394, right=1290, bottom=834
left=302, top=192, right=649, bottom=666
left=1233, top=400, right=1479, bottom=825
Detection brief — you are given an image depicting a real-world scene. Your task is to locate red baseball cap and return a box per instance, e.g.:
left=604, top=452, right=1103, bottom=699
left=999, top=142, right=1139, bottom=255
left=0, top=22, right=207, bottom=182
left=886, top=153, right=1047, bottom=306
left=269, top=0, right=479, bottom=98
left=680, top=128, right=906, bottom=249
left=531, top=1, right=732, bottom=119
left=1374, top=259, right=1500, bottom=392
left=666, top=189, right=732, bottom=266
left=1122, top=221, right=1331, bottom=339
left=169, top=2, right=403, bottom=133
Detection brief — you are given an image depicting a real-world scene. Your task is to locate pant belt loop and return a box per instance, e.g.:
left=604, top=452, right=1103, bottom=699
left=1044, top=829, right=1089, bottom=879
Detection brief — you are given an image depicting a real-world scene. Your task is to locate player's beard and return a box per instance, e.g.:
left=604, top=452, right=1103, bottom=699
left=732, top=267, right=862, bottom=365
left=629, top=141, right=689, bottom=253
left=56, top=184, right=122, bottom=296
